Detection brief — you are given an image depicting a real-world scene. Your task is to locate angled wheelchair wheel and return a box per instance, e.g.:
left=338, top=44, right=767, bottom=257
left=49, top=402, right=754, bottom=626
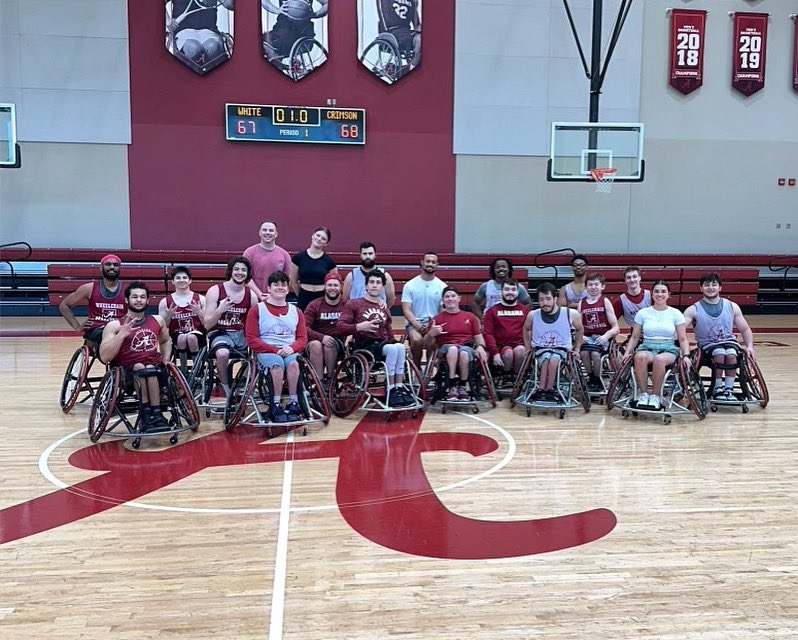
left=475, top=357, right=498, bottom=407
left=299, top=356, right=331, bottom=425
left=224, top=358, right=256, bottom=430
left=678, top=359, right=708, bottom=420
left=509, top=350, right=535, bottom=408
left=406, top=358, right=426, bottom=404
left=330, top=354, right=369, bottom=418
left=60, top=344, right=90, bottom=413
left=741, top=354, right=769, bottom=408
left=568, top=352, right=591, bottom=412
left=606, top=357, right=634, bottom=411
left=165, top=362, right=200, bottom=432
left=360, top=34, right=402, bottom=83
left=88, top=368, right=120, bottom=442
left=288, top=36, right=328, bottom=81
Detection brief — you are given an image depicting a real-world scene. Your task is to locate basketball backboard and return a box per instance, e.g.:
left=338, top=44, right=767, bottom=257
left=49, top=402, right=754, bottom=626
left=547, top=121, right=644, bottom=182
left=0, top=104, right=20, bottom=168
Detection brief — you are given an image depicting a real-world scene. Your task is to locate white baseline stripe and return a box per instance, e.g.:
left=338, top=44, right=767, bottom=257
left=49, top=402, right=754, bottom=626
left=268, top=430, right=294, bottom=640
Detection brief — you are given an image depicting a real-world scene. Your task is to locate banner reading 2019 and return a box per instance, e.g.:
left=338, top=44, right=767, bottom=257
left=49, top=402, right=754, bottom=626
left=731, top=12, right=769, bottom=97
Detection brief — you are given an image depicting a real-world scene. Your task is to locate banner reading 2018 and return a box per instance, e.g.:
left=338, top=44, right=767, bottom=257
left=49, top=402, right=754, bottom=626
left=731, top=12, right=769, bottom=97
left=669, top=9, right=707, bottom=95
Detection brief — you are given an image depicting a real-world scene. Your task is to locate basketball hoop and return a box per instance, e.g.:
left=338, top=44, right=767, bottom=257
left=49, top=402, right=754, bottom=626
left=589, top=168, right=617, bottom=194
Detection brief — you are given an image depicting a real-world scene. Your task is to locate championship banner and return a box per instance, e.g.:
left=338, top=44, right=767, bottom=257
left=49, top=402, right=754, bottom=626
left=261, top=1, right=329, bottom=81
left=668, top=9, right=707, bottom=95
left=793, top=15, right=798, bottom=93
left=731, top=12, right=769, bottom=97
left=165, top=0, right=235, bottom=75
left=357, top=0, right=422, bottom=84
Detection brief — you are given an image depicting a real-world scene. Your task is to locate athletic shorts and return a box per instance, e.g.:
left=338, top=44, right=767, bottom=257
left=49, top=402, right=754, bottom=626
left=534, top=347, right=567, bottom=363
left=257, top=353, right=299, bottom=371
left=581, top=335, right=609, bottom=354
left=209, top=330, right=247, bottom=357
left=636, top=340, right=679, bottom=356
left=305, top=336, right=345, bottom=358
left=83, top=326, right=105, bottom=351
left=171, top=330, right=207, bottom=351
left=353, top=339, right=390, bottom=361
left=437, top=343, right=475, bottom=361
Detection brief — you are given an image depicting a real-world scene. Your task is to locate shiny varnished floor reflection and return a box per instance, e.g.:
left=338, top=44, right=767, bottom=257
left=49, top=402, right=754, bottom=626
left=1, top=321, right=797, bottom=639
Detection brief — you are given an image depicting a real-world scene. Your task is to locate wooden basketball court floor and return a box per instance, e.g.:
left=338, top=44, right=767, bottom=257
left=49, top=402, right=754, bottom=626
left=1, top=316, right=797, bottom=640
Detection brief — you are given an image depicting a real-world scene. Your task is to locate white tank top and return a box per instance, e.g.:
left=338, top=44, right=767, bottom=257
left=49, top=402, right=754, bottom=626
left=531, top=307, right=572, bottom=349
left=620, top=290, right=651, bottom=325
left=484, top=280, right=502, bottom=311
left=692, top=299, right=735, bottom=349
left=256, top=302, right=299, bottom=348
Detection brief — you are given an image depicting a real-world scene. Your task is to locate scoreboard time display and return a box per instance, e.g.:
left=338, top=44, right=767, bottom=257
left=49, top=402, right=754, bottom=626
left=225, top=103, right=365, bottom=145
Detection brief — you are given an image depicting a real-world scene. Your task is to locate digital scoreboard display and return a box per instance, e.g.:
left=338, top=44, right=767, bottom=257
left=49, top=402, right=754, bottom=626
left=225, top=103, right=365, bottom=145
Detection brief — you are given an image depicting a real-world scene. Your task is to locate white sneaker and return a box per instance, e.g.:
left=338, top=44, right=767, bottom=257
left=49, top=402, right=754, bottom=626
left=725, top=387, right=735, bottom=400
left=649, top=395, right=662, bottom=410
left=637, top=392, right=650, bottom=406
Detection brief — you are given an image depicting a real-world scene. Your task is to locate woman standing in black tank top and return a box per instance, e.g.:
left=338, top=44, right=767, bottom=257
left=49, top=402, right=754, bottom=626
left=290, top=226, right=338, bottom=310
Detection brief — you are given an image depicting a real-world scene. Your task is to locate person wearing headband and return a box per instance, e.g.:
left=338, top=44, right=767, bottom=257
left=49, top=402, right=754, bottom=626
left=59, top=254, right=126, bottom=351
left=303, top=271, right=347, bottom=384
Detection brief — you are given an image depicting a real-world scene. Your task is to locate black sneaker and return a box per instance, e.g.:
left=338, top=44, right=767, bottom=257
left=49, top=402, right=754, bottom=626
left=285, top=401, right=303, bottom=421
left=268, top=404, right=289, bottom=423
left=147, top=410, right=172, bottom=433
left=544, top=390, right=559, bottom=403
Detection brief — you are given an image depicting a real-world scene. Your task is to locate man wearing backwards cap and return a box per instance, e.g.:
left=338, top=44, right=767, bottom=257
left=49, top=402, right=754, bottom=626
left=302, top=272, right=347, bottom=384
left=59, top=254, right=126, bottom=351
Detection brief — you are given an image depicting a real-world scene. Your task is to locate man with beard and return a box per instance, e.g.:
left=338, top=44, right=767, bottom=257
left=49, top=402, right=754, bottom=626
left=245, top=271, right=308, bottom=423
left=612, top=265, right=652, bottom=327
left=523, top=282, right=584, bottom=401
left=471, top=257, right=531, bottom=320
left=558, top=254, right=589, bottom=309
left=482, top=279, right=529, bottom=376
left=59, top=254, right=126, bottom=351
left=204, top=256, right=259, bottom=396
left=343, top=241, right=396, bottom=308
left=682, top=273, right=756, bottom=400
left=401, top=251, right=446, bottom=366
left=338, top=270, right=411, bottom=407
left=429, top=287, right=488, bottom=401
left=303, top=272, right=346, bottom=383
left=243, top=220, right=292, bottom=300
left=99, top=282, right=172, bottom=432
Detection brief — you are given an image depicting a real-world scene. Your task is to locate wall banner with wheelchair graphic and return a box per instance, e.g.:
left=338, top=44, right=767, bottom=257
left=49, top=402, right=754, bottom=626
left=261, top=1, right=329, bottom=82
left=358, top=0, right=422, bottom=84
left=668, top=9, right=707, bottom=95
left=165, top=0, right=235, bottom=75
left=731, top=12, right=769, bottom=97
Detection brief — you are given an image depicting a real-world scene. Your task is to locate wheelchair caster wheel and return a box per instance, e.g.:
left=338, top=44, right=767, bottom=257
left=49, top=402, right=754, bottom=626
left=741, top=404, right=749, bottom=413
left=525, top=408, right=531, bottom=417
left=663, top=415, right=672, bottom=425
left=710, top=404, right=718, bottom=413
left=472, top=406, right=479, bottom=414
left=132, top=438, right=141, bottom=449
left=621, top=409, right=630, bottom=419
left=558, top=409, right=566, bottom=419
left=302, top=426, right=308, bottom=436
left=386, top=413, right=394, bottom=422
left=441, top=406, right=447, bottom=414
left=205, top=410, right=211, bottom=418
left=169, top=434, right=178, bottom=445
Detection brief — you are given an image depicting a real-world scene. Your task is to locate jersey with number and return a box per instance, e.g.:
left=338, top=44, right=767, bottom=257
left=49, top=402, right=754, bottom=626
left=211, top=283, right=252, bottom=331
left=378, top=0, right=416, bottom=32
left=86, top=281, right=126, bottom=329
left=531, top=308, right=572, bottom=349
left=692, top=299, right=735, bottom=349
left=580, top=296, right=611, bottom=336
left=165, top=292, right=204, bottom=334
left=117, top=315, right=162, bottom=367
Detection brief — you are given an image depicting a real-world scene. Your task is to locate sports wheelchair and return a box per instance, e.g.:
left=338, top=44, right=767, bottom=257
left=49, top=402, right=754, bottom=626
left=328, top=344, right=425, bottom=419
left=223, top=354, right=330, bottom=436
left=606, top=355, right=707, bottom=424
left=690, top=342, right=769, bottom=413
left=424, top=352, right=498, bottom=414
left=510, top=348, right=591, bottom=419
left=60, top=338, right=105, bottom=413
left=360, top=31, right=417, bottom=83
left=578, top=338, right=623, bottom=404
left=188, top=334, right=249, bottom=417
left=88, top=362, right=200, bottom=449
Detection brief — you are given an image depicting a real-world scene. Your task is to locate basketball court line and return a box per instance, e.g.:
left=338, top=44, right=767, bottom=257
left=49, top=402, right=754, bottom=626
left=269, top=430, right=295, bottom=640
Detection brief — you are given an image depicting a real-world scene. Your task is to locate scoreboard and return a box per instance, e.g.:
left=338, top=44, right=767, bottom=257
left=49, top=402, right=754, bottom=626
left=225, top=103, right=366, bottom=145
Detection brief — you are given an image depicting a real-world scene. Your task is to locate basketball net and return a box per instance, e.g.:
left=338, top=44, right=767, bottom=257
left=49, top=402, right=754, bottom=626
left=589, top=168, right=617, bottom=194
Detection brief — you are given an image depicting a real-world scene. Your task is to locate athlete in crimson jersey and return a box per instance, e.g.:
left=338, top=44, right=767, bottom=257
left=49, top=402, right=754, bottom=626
left=100, top=282, right=172, bottom=432
left=578, top=274, right=620, bottom=390
left=158, top=266, right=206, bottom=372
left=303, top=273, right=346, bottom=382
left=482, top=279, right=528, bottom=375
left=59, top=254, right=126, bottom=349
left=428, top=286, right=488, bottom=401
left=612, top=266, right=652, bottom=326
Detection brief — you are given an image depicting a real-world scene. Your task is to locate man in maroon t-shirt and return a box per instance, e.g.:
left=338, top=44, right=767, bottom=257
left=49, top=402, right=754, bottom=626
left=429, top=286, right=488, bottom=400
left=100, top=282, right=172, bottom=432
left=303, top=272, right=346, bottom=383
left=337, top=270, right=411, bottom=407
left=482, top=279, right=529, bottom=376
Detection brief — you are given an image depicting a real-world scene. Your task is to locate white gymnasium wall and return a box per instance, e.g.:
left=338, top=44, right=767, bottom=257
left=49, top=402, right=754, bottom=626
left=454, top=0, right=798, bottom=254
left=0, top=0, right=130, bottom=248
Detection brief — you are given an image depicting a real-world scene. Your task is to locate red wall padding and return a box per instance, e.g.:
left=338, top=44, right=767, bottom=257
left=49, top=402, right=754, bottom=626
left=127, top=0, right=455, bottom=252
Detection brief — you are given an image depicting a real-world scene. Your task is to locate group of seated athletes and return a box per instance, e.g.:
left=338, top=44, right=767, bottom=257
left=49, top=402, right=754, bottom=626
left=58, top=251, right=757, bottom=427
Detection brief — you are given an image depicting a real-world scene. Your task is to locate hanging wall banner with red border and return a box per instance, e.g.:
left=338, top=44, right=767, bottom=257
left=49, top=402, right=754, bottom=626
left=261, top=1, right=329, bottom=82
left=358, top=0, right=422, bottom=84
left=669, top=9, right=707, bottom=95
left=165, top=0, right=235, bottom=75
left=731, top=12, right=769, bottom=97
left=793, top=15, right=798, bottom=93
